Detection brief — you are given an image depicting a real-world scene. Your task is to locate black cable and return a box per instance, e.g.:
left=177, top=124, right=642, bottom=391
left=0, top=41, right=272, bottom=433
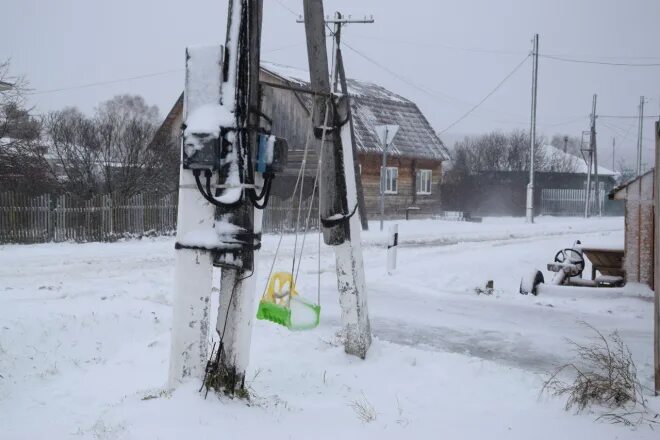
left=439, top=54, right=530, bottom=134
left=192, top=169, right=244, bottom=209
left=218, top=268, right=255, bottom=347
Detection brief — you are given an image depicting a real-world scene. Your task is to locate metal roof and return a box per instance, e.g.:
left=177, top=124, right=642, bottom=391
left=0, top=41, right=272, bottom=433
left=261, top=62, right=449, bottom=161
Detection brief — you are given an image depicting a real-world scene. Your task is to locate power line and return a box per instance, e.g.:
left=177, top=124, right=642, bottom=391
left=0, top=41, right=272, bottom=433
left=349, top=34, right=526, bottom=56
left=27, top=69, right=183, bottom=95
left=273, top=0, right=299, bottom=17
left=439, top=54, right=530, bottom=134
left=341, top=41, right=461, bottom=104
left=540, top=54, right=660, bottom=67
left=599, top=115, right=660, bottom=119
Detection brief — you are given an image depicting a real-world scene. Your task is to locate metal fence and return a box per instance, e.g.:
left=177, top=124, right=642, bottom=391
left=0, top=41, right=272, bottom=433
left=0, top=192, right=318, bottom=244
left=540, top=188, right=605, bottom=216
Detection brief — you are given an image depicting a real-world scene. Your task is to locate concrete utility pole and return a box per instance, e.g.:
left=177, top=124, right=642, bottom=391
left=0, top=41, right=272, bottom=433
left=525, top=34, right=539, bottom=223
left=591, top=95, right=601, bottom=217
left=302, top=0, right=372, bottom=358
left=637, top=96, right=646, bottom=176
left=654, top=118, right=660, bottom=395
left=169, top=0, right=265, bottom=394
left=612, top=137, right=616, bottom=171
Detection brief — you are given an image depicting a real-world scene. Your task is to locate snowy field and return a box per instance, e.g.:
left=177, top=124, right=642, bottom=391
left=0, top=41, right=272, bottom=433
left=1, top=216, right=657, bottom=439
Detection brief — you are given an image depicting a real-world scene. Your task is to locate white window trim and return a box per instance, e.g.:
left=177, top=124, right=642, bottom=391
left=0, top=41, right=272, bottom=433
left=416, top=169, right=432, bottom=195
left=381, top=166, right=398, bottom=194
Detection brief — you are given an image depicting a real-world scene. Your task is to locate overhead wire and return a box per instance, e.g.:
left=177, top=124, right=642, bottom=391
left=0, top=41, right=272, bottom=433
left=438, top=54, right=530, bottom=134
left=539, top=54, right=660, bottom=67
left=26, top=69, right=183, bottom=95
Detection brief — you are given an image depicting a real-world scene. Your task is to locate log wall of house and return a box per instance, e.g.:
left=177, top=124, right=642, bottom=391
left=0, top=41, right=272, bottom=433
left=260, top=72, right=319, bottom=178
left=358, top=154, right=442, bottom=218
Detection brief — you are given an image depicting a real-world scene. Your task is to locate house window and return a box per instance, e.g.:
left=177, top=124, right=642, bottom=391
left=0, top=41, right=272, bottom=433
left=381, top=167, right=398, bottom=194
left=416, top=169, right=432, bottom=194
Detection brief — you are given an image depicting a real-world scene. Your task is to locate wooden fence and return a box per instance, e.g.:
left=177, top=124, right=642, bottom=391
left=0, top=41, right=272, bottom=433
left=540, top=188, right=605, bottom=216
left=0, top=192, right=177, bottom=244
left=0, top=192, right=318, bottom=244
left=262, top=196, right=319, bottom=233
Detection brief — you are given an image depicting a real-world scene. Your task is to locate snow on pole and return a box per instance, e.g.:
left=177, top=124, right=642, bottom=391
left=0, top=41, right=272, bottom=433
left=168, top=45, right=224, bottom=388
left=387, top=223, right=398, bottom=275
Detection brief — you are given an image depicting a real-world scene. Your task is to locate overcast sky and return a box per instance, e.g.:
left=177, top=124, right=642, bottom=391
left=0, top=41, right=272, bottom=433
left=2, top=0, right=659, bottom=170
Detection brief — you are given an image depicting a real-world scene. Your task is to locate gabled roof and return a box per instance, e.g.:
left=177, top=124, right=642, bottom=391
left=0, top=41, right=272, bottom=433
left=261, top=62, right=450, bottom=161
left=608, top=168, right=654, bottom=200
left=539, top=144, right=617, bottom=176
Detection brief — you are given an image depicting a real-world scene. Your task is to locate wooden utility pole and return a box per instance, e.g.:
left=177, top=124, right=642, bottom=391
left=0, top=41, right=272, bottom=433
left=525, top=34, right=539, bottom=223
left=301, top=0, right=372, bottom=358
left=654, top=118, right=660, bottom=395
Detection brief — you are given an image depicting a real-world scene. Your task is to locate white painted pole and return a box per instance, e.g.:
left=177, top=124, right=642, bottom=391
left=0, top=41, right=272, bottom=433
left=336, top=107, right=372, bottom=359
left=526, top=34, right=539, bottom=223
left=387, top=223, right=398, bottom=275
left=168, top=45, right=223, bottom=388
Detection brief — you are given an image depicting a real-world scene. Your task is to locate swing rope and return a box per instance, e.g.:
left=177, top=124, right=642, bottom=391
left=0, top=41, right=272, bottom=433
left=294, top=98, right=330, bottom=307
left=260, top=100, right=317, bottom=301
left=260, top=96, right=331, bottom=311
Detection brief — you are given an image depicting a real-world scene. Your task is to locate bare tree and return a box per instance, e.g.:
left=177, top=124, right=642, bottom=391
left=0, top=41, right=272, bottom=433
left=94, top=95, right=177, bottom=196
left=0, top=60, right=54, bottom=194
left=446, top=130, right=579, bottom=183
left=42, top=95, right=179, bottom=197
left=43, top=108, right=101, bottom=196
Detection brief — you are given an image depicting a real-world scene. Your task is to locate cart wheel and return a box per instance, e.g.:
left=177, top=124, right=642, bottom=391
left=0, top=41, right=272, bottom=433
left=520, top=270, right=544, bottom=296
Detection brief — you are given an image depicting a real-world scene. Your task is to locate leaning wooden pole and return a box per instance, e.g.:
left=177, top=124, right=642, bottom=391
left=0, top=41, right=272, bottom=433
left=654, top=119, right=660, bottom=395
left=302, top=0, right=371, bottom=358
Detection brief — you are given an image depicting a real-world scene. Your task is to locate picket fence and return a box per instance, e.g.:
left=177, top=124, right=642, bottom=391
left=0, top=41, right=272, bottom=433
left=0, top=192, right=318, bottom=244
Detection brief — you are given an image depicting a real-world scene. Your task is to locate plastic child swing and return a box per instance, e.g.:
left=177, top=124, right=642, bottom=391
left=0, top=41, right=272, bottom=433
left=256, top=272, right=320, bottom=331
left=256, top=100, right=327, bottom=332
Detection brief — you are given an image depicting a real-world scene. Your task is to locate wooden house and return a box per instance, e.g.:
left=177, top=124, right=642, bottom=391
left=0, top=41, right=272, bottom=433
left=609, top=169, right=655, bottom=288
left=155, top=62, right=449, bottom=222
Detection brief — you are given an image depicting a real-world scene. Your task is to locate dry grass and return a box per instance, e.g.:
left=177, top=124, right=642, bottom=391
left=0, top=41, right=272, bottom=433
left=541, top=322, right=657, bottom=427
left=350, top=393, right=377, bottom=423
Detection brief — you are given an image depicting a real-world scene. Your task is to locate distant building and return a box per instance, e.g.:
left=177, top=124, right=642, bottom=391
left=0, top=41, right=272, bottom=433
left=443, top=145, right=620, bottom=217
left=155, top=62, right=450, bottom=221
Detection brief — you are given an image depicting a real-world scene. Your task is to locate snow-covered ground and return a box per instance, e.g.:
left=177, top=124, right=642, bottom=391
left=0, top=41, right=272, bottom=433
left=1, top=216, right=657, bottom=439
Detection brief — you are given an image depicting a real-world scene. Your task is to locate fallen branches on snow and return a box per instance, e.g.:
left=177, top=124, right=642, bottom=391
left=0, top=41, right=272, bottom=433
left=541, top=322, right=657, bottom=427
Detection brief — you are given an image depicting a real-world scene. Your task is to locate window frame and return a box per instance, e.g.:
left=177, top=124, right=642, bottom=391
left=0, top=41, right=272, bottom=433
left=381, top=166, right=399, bottom=194
left=416, top=169, right=432, bottom=195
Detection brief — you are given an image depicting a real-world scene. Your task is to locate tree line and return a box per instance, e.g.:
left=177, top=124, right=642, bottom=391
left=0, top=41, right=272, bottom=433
left=1, top=60, right=178, bottom=198
left=445, top=130, right=597, bottom=184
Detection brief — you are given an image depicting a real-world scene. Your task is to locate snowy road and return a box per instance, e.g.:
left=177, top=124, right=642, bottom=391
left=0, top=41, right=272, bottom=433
left=0, top=216, right=657, bottom=439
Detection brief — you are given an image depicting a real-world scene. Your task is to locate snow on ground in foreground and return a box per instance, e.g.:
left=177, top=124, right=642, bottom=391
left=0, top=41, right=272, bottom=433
left=0, top=216, right=657, bottom=439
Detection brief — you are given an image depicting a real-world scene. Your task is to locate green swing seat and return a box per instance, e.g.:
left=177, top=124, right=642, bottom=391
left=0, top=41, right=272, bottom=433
left=256, top=272, right=320, bottom=331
